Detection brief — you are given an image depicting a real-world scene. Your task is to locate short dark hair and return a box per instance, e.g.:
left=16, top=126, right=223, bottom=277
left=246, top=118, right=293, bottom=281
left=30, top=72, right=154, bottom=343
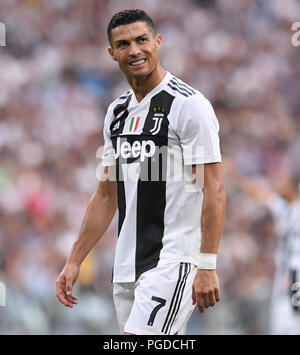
left=107, top=9, right=156, bottom=45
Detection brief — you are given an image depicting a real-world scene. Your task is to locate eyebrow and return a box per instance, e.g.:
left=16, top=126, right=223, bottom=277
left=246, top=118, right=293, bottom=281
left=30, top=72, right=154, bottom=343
left=136, top=33, right=148, bottom=39
left=114, top=33, right=149, bottom=45
left=115, top=39, right=129, bottom=46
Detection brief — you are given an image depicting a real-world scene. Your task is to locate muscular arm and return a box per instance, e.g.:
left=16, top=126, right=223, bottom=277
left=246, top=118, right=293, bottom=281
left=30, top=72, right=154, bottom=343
left=198, top=163, right=226, bottom=254
left=56, top=167, right=117, bottom=307
left=192, top=163, right=226, bottom=313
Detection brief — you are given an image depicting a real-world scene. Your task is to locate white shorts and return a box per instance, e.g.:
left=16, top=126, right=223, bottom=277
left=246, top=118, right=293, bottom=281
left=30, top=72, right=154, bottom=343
left=113, top=261, right=197, bottom=335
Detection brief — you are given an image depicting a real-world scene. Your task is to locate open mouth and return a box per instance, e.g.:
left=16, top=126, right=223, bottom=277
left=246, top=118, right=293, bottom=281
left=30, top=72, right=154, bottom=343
left=129, top=59, right=147, bottom=67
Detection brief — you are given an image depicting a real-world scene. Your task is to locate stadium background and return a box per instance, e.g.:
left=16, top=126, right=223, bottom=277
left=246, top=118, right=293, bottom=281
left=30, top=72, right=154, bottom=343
left=0, top=0, right=299, bottom=334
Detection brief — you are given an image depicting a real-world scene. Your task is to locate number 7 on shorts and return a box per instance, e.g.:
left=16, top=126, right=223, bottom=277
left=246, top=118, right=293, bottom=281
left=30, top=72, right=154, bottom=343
left=147, top=296, right=166, bottom=326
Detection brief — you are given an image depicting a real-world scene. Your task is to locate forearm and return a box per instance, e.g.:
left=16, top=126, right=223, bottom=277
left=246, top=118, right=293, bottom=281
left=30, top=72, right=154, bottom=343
left=200, top=183, right=226, bottom=254
left=67, top=188, right=117, bottom=266
left=193, top=182, right=225, bottom=312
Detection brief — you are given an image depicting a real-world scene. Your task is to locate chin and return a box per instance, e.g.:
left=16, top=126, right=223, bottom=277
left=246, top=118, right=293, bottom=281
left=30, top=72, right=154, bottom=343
left=129, top=69, right=151, bottom=79
left=135, top=66, right=155, bottom=77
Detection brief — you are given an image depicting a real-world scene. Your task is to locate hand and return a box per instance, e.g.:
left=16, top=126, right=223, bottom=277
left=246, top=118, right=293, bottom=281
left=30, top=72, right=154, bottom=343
left=192, top=269, right=221, bottom=313
left=56, top=263, right=80, bottom=308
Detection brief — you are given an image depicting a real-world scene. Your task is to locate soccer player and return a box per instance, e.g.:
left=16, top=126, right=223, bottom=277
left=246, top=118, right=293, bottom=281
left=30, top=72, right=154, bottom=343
left=56, top=9, right=226, bottom=335
left=223, top=157, right=300, bottom=334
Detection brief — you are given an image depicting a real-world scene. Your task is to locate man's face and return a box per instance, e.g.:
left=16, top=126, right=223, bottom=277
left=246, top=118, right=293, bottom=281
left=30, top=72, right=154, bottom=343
left=108, top=21, right=162, bottom=79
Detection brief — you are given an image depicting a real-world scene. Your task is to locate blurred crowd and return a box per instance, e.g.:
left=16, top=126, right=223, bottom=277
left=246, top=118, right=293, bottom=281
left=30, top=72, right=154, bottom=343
left=0, top=0, right=300, bottom=334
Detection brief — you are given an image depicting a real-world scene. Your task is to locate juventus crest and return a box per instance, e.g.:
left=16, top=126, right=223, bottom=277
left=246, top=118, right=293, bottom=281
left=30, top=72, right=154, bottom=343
left=150, top=106, right=165, bottom=135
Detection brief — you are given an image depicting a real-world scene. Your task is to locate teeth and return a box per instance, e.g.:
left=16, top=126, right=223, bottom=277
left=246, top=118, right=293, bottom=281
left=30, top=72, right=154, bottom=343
left=130, top=59, right=146, bottom=66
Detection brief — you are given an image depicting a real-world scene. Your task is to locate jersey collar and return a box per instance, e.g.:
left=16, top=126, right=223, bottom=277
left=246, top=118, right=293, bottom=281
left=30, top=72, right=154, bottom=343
left=130, top=71, right=171, bottom=106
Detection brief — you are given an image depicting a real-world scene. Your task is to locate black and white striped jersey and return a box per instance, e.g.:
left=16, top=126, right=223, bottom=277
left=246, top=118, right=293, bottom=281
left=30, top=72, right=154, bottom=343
left=102, top=71, right=222, bottom=283
left=268, top=194, right=300, bottom=310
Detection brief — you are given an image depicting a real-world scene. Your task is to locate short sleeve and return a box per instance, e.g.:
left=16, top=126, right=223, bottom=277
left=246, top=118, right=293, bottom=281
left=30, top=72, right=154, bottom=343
left=178, top=94, right=222, bottom=165
left=101, top=106, right=116, bottom=167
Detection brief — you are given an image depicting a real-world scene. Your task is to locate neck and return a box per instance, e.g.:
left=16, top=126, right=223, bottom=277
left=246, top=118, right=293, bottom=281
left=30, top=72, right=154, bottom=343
left=126, top=65, right=166, bottom=102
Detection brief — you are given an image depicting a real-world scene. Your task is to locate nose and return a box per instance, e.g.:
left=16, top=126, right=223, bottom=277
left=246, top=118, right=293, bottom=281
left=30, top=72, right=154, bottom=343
left=129, top=41, right=141, bottom=57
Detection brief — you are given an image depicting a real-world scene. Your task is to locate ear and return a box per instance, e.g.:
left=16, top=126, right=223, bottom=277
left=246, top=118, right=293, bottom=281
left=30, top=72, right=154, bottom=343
left=108, top=47, right=118, bottom=62
left=155, top=34, right=162, bottom=51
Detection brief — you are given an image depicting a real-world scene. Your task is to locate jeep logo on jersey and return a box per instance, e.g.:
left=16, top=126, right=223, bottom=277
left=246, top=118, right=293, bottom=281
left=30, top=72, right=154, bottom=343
left=114, top=137, right=155, bottom=162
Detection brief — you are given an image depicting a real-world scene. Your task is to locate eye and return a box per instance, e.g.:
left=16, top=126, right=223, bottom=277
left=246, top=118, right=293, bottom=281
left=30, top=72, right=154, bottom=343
left=138, top=37, right=147, bottom=43
left=118, top=41, right=128, bottom=48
